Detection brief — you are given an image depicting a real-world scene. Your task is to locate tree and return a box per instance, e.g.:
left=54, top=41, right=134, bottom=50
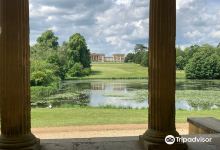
left=124, top=53, right=135, bottom=63
left=66, top=33, right=91, bottom=69
left=185, top=45, right=220, bottom=79
left=36, top=30, right=59, bottom=49
left=176, top=47, right=185, bottom=70
left=134, top=44, right=147, bottom=53
left=47, top=51, right=67, bottom=80
left=133, top=44, right=147, bottom=64
left=134, top=51, right=144, bottom=64
left=32, top=30, right=68, bottom=80
left=176, top=47, right=184, bottom=57
left=176, top=56, right=185, bottom=70
left=183, top=45, right=200, bottom=65
left=125, top=44, right=148, bottom=67
left=140, top=51, right=148, bottom=67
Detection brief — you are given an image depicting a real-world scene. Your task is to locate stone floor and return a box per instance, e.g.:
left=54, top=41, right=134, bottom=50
left=41, top=137, right=142, bottom=150
left=41, top=134, right=220, bottom=150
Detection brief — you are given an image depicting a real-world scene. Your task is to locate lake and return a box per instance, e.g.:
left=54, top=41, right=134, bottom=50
left=33, top=79, right=220, bottom=110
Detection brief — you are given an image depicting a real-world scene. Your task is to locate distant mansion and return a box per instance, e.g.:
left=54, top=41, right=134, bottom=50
left=91, top=53, right=125, bottom=62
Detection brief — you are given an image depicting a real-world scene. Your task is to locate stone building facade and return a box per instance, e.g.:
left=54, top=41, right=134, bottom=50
left=90, top=53, right=105, bottom=62
left=90, top=53, right=125, bottom=62
left=113, top=54, right=125, bottom=62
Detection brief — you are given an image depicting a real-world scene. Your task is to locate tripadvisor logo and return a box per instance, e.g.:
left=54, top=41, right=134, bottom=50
left=165, top=135, right=175, bottom=145
left=165, top=135, right=212, bottom=145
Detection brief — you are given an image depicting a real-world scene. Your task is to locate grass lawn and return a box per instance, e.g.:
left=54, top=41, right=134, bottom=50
left=75, top=63, right=185, bottom=79
left=176, top=70, right=185, bottom=79
left=86, top=63, right=148, bottom=79
left=31, top=107, right=220, bottom=127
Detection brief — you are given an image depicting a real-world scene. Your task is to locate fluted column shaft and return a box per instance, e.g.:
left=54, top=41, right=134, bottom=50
left=140, top=0, right=187, bottom=149
left=147, top=0, right=177, bottom=137
left=0, top=0, right=39, bottom=149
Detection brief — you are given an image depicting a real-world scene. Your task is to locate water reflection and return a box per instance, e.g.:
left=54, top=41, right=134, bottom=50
left=33, top=79, right=220, bottom=110
left=91, top=82, right=126, bottom=91
left=176, top=79, right=220, bottom=91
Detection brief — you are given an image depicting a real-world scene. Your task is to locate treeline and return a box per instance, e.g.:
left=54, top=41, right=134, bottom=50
left=125, top=43, right=220, bottom=79
left=177, top=44, right=220, bottom=79
left=124, top=44, right=148, bottom=67
left=31, top=30, right=91, bottom=100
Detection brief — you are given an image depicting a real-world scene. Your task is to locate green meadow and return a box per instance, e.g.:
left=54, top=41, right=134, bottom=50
left=31, top=107, right=220, bottom=127
left=31, top=63, right=220, bottom=128
left=69, top=63, right=185, bottom=79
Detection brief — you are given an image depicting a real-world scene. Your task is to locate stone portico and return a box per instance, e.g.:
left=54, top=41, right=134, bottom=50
left=0, top=0, right=219, bottom=150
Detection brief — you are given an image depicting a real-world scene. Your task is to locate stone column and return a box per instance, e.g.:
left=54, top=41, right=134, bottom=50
left=139, top=0, right=187, bottom=149
left=0, top=0, right=40, bottom=149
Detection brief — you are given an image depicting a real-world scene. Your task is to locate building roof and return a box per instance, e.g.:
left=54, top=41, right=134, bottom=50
left=91, top=53, right=105, bottom=56
left=91, top=53, right=125, bottom=57
left=113, top=54, right=125, bottom=56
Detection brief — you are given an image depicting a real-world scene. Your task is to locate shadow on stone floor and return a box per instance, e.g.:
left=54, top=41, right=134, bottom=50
left=41, top=136, right=143, bottom=150
left=40, top=134, right=220, bottom=150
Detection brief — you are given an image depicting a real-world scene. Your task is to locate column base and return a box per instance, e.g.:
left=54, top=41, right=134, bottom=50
left=139, top=129, right=188, bottom=150
left=0, top=133, right=40, bottom=150
left=142, top=129, right=180, bottom=143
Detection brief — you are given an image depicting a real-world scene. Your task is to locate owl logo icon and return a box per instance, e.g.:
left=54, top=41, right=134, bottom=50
left=165, top=135, right=175, bottom=145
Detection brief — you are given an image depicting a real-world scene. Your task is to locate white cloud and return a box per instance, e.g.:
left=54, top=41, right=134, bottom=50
left=210, top=31, right=220, bottom=39
left=39, top=6, right=63, bottom=14
left=177, top=0, right=220, bottom=47
left=48, top=26, right=58, bottom=32
left=184, top=30, right=203, bottom=39
left=176, top=0, right=195, bottom=10
left=29, top=0, right=220, bottom=54
left=115, top=0, right=133, bottom=6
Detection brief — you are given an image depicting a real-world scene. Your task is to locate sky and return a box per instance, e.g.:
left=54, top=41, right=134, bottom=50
left=30, top=0, right=220, bottom=55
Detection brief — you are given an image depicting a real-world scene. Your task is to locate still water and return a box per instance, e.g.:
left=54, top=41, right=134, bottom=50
left=41, top=79, right=220, bottom=110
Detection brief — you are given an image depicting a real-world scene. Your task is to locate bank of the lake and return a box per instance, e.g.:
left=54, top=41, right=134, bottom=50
left=31, top=63, right=185, bottom=102
left=67, top=63, right=185, bottom=79
left=31, top=79, right=220, bottom=110
left=31, top=107, right=220, bottom=127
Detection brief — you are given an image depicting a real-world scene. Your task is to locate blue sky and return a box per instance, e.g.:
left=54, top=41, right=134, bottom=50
left=30, top=0, right=220, bottom=55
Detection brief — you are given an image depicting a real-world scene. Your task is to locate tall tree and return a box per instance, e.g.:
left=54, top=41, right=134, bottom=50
left=134, top=44, right=147, bottom=53
left=37, top=30, right=59, bottom=49
left=32, top=30, right=67, bottom=80
left=66, top=33, right=91, bottom=68
left=125, top=44, right=148, bottom=67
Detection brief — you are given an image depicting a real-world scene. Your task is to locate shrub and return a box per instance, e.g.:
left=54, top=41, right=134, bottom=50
left=82, top=68, right=91, bottom=76
left=31, top=85, right=58, bottom=101
left=31, top=60, right=60, bottom=86
left=185, top=45, right=220, bottom=79
left=68, top=63, right=83, bottom=77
